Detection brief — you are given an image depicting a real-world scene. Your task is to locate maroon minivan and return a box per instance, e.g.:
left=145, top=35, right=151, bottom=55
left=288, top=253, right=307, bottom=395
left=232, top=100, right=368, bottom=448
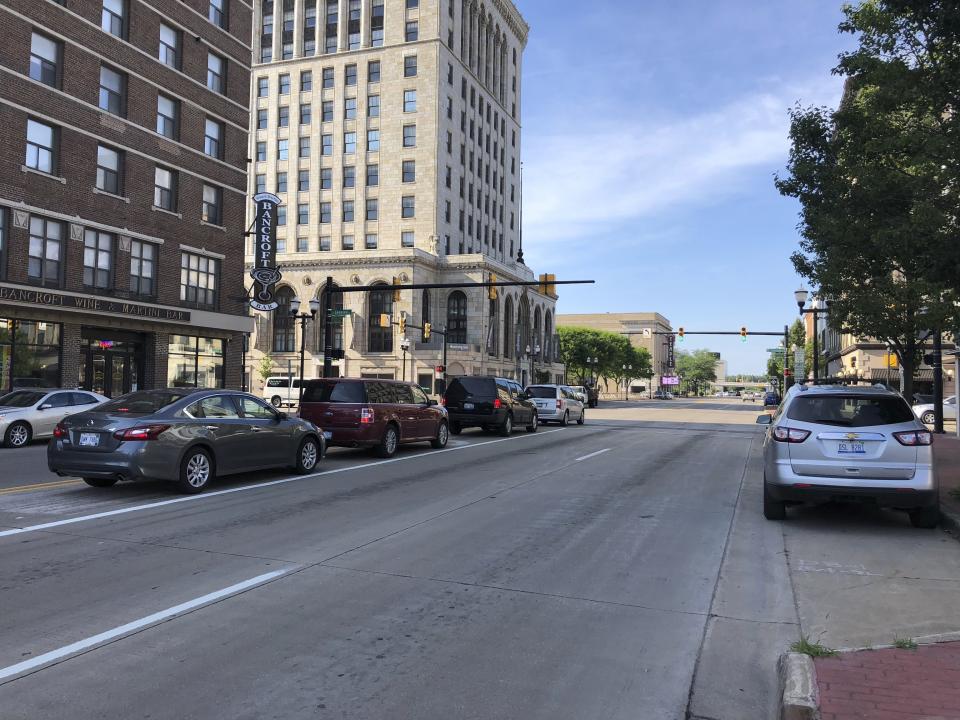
left=298, top=378, right=449, bottom=458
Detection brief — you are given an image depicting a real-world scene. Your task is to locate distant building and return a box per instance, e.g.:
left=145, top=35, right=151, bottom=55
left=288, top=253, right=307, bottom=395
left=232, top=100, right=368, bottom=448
left=714, top=358, right=727, bottom=383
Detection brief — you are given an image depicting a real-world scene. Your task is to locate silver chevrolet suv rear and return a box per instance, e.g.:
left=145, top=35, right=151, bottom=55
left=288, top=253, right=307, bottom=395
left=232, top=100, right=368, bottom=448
left=757, top=385, right=938, bottom=528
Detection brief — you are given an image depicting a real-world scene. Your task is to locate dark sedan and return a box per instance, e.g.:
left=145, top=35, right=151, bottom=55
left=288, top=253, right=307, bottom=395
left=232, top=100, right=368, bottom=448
left=48, top=389, right=325, bottom=493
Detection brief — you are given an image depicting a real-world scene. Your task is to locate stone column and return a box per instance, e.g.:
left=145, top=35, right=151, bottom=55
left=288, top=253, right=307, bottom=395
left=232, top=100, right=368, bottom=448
left=360, top=0, right=370, bottom=47
left=338, top=0, right=348, bottom=50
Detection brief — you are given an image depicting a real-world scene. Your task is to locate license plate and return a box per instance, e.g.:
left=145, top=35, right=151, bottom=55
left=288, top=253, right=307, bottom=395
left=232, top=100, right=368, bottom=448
left=464, top=403, right=474, bottom=410
left=837, top=441, right=865, bottom=454
left=79, top=433, right=100, bottom=447
left=322, top=431, right=333, bottom=440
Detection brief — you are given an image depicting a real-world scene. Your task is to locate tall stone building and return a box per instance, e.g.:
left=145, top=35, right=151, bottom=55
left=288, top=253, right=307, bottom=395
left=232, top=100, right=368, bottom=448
left=245, top=0, right=564, bottom=392
left=0, top=0, right=253, bottom=396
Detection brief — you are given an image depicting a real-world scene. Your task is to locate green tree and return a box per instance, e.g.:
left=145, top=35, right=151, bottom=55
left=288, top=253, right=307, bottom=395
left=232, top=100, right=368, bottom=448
left=557, top=327, right=652, bottom=393
left=256, top=355, right=275, bottom=386
left=675, top=349, right=718, bottom=396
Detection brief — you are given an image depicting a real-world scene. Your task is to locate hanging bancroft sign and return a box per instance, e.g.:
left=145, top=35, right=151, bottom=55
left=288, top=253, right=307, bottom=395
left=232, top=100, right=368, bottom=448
left=249, top=192, right=283, bottom=311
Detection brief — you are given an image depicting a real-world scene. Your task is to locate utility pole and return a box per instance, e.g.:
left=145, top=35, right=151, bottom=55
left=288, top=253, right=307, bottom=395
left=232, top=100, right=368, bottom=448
left=933, top=329, right=944, bottom=434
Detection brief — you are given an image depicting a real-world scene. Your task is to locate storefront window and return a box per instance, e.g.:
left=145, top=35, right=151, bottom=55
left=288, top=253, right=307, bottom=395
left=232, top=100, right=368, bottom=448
left=167, top=335, right=224, bottom=389
left=0, top=319, right=61, bottom=391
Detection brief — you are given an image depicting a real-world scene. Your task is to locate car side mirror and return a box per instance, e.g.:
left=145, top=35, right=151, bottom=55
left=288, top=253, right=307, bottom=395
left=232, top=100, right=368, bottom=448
left=39, top=403, right=52, bottom=411
left=277, top=411, right=288, bottom=421
left=429, top=399, right=438, bottom=406
left=755, top=415, right=772, bottom=425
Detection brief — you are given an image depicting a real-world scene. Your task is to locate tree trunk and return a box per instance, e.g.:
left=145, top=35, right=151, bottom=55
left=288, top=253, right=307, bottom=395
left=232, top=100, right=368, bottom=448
left=900, top=338, right=916, bottom=401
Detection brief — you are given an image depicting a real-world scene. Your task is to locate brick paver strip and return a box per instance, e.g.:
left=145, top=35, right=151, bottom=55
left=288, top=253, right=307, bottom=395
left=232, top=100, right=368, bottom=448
left=815, top=641, right=960, bottom=719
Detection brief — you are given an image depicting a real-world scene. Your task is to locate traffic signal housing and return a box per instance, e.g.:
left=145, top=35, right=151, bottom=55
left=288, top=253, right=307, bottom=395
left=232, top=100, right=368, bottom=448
left=677, top=327, right=685, bottom=341
left=740, top=326, right=748, bottom=342
left=399, top=313, right=406, bottom=336
left=379, top=313, right=391, bottom=328
left=392, top=276, right=402, bottom=302
left=488, top=273, right=498, bottom=300
left=423, top=322, right=431, bottom=341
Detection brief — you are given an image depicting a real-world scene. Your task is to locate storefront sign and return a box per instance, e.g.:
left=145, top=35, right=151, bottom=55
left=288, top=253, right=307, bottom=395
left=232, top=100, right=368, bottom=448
left=249, top=192, right=283, bottom=312
left=667, top=333, right=675, bottom=369
left=0, top=286, right=190, bottom=322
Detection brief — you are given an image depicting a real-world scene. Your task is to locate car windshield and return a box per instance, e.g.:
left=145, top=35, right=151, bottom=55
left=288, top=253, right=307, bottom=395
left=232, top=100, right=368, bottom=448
left=445, top=377, right=492, bottom=400
left=786, top=395, right=914, bottom=427
left=301, top=381, right=366, bottom=403
left=98, top=391, right=193, bottom=415
left=526, top=386, right=556, bottom=398
left=0, top=391, right=46, bottom=407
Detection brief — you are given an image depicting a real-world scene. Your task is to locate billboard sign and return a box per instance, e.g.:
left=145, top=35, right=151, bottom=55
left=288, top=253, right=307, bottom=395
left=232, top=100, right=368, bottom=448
left=249, top=192, right=283, bottom=311
left=662, top=375, right=680, bottom=386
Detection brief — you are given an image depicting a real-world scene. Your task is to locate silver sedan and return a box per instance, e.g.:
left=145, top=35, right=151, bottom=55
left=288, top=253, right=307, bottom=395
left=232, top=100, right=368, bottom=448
left=1, top=389, right=108, bottom=448
left=48, top=388, right=325, bottom=493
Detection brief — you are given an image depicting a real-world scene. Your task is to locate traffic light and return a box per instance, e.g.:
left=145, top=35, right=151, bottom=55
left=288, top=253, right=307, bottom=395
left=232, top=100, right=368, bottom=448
left=423, top=322, right=431, bottom=341
left=392, top=276, right=402, bottom=302
left=740, top=326, right=748, bottom=342
left=546, top=273, right=557, bottom=297
left=538, top=273, right=549, bottom=295
left=677, top=327, right=685, bottom=341
left=488, top=273, right=498, bottom=300
left=399, top=313, right=406, bottom=336
left=379, top=313, right=391, bottom=328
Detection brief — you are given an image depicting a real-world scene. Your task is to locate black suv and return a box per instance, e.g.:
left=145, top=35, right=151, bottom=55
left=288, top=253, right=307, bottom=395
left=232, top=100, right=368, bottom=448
left=442, top=376, right=539, bottom=436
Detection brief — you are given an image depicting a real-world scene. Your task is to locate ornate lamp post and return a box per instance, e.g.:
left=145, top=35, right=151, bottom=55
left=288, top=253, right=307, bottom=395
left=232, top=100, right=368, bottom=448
left=289, top=296, right=321, bottom=406
left=795, top=288, right=828, bottom=383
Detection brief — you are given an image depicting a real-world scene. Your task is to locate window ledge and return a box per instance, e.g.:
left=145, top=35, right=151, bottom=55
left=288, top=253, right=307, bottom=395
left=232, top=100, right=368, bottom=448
left=92, top=187, right=130, bottom=203
left=152, top=206, right=183, bottom=219
left=200, top=220, right=226, bottom=231
left=21, top=166, right=66, bottom=184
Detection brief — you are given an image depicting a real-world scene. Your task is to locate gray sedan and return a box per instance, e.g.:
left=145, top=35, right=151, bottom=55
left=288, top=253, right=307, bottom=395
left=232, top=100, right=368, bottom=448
left=1, top=389, right=108, bottom=448
left=48, top=389, right=325, bottom=493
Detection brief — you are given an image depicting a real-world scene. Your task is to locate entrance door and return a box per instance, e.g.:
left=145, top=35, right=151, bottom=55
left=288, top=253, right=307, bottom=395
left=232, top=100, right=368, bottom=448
left=80, top=349, right=139, bottom=398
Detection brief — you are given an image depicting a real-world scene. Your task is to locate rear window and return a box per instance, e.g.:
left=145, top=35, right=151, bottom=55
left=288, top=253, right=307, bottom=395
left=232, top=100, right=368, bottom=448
left=99, top=391, right=191, bottom=415
left=301, top=380, right=366, bottom=403
left=445, top=377, right=494, bottom=400
left=526, top=386, right=557, bottom=399
left=786, top=395, right=914, bottom=427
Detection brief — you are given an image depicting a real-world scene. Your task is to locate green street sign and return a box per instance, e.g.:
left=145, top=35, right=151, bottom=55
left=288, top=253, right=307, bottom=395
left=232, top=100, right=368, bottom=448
left=331, top=309, right=353, bottom=318
left=766, top=348, right=786, bottom=354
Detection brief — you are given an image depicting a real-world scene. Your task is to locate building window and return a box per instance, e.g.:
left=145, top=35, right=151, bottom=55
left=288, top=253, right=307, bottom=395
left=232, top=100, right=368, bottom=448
left=447, top=292, right=467, bottom=344
left=257, top=108, right=268, bottom=129
left=276, top=171, right=288, bottom=192
left=257, top=78, right=269, bottom=98
left=129, top=240, right=156, bottom=297
left=371, top=0, right=384, bottom=46
left=401, top=231, right=414, bottom=248
left=345, top=64, right=357, bottom=86
left=300, top=103, right=312, bottom=124
left=30, top=32, right=60, bottom=87
left=342, top=200, right=354, bottom=222
left=406, top=0, right=418, bottom=7
left=278, top=105, right=289, bottom=127
left=278, top=73, right=291, bottom=95
left=401, top=195, right=415, bottom=218
left=167, top=336, right=224, bottom=389
left=28, top=216, right=63, bottom=287
left=365, top=233, right=377, bottom=249
left=405, top=20, right=418, bottom=42
left=367, top=94, right=380, bottom=117
left=297, top=236, right=309, bottom=252
left=277, top=206, right=287, bottom=225
left=180, top=252, right=218, bottom=308
left=99, top=65, right=125, bottom=116
left=82, top=229, right=113, bottom=289
left=300, top=70, right=313, bottom=92
left=404, top=55, right=417, bottom=77
left=320, top=202, right=331, bottom=223
left=368, top=60, right=380, bottom=83
left=297, top=203, right=309, bottom=224
left=207, top=52, right=225, bottom=94
left=0, top=319, right=62, bottom=390
left=319, top=236, right=331, bottom=251
left=344, top=97, right=357, bottom=120
left=344, top=131, right=356, bottom=154
left=341, top=234, right=354, bottom=249
left=321, top=100, right=334, bottom=122
left=298, top=169, right=309, bottom=191
left=348, top=0, right=361, bottom=49
left=403, top=90, right=417, bottom=112
left=324, top=0, right=338, bottom=53
left=366, top=164, right=379, bottom=186
left=25, top=119, right=57, bottom=174
left=159, top=24, right=181, bottom=69
left=202, top=184, right=223, bottom=224
left=366, top=198, right=378, bottom=220
left=299, top=136, right=310, bottom=158
left=154, top=166, right=177, bottom=211
left=402, top=160, right=415, bottom=183
left=403, top=124, right=416, bottom=147
left=95, top=144, right=122, bottom=194
left=204, top=118, right=224, bottom=159
left=209, top=0, right=227, bottom=28
left=367, top=129, right=380, bottom=151
left=256, top=141, right=267, bottom=161
left=157, top=94, right=179, bottom=139
left=343, top=165, right=356, bottom=187
left=320, top=167, right=331, bottom=189
left=321, top=133, right=333, bottom=155
left=278, top=138, right=289, bottom=160
left=303, top=1, right=316, bottom=55
left=368, top=283, right=393, bottom=352
left=322, top=67, right=334, bottom=88
left=255, top=173, right=266, bottom=193
left=101, top=0, right=126, bottom=38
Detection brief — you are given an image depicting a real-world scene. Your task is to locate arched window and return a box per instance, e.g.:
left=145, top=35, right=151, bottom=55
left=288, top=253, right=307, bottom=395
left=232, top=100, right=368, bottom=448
left=518, top=295, right=530, bottom=355
left=273, top=287, right=296, bottom=353
left=367, top=282, right=393, bottom=353
left=487, top=297, right=499, bottom=356
left=544, top=311, right=553, bottom=362
left=533, top=307, right=542, bottom=358
left=447, top=291, right=468, bottom=344
left=503, top=296, right=513, bottom=359
left=316, top=282, right=343, bottom=353
left=421, top=288, right=431, bottom=338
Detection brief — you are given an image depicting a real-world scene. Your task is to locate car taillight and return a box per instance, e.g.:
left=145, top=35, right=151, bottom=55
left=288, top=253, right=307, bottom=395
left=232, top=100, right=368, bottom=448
left=493, top=398, right=502, bottom=409
left=360, top=407, right=374, bottom=424
left=557, top=398, right=563, bottom=410
left=53, top=423, right=68, bottom=439
left=440, top=397, right=447, bottom=407
left=894, top=430, right=933, bottom=446
left=113, top=424, right=171, bottom=441
left=772, top=426, right=810, bottom=443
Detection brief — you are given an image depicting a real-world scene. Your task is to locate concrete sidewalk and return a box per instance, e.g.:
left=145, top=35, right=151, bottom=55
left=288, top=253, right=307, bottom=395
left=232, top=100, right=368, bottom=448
left=936, top=435, right=960, bottom=536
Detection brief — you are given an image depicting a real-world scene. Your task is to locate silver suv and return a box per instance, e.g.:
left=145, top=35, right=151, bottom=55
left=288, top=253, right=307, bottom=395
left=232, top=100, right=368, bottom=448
left=757, top=385, right=938, bottom=528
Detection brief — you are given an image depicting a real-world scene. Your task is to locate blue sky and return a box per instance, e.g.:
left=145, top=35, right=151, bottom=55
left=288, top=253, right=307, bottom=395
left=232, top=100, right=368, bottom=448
left=516, top=1, right=855, bottom=374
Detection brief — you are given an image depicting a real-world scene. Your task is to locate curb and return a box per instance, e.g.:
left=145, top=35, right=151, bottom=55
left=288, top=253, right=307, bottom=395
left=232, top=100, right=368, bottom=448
left=777, top=652, right=820, bottom=720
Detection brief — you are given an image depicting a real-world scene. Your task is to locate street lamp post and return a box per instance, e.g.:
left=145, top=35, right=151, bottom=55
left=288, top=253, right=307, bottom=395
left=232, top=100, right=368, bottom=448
left=795, top=289, right=827, bottom=383
left=289, top=296, right=321, bottom=406
left=400, top=337, right=410, bottom=382
left=622, top=364, right=632, bottom=401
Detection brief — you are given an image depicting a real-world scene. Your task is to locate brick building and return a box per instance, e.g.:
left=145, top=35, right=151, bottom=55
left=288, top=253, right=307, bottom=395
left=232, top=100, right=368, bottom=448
left=0, top=0, right=253, bottom=397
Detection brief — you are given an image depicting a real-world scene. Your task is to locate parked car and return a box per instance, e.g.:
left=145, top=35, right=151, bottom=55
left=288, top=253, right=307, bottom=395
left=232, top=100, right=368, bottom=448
left=442, top=376, right=538, bottom=435
left=762, top=391, right=781, bottom=406
left=262, top=376, right=304, bottom=408
left=913, top=395, right=957, bottom=425
left=653, top=390, right=672, bottom=400
left=299, top=377, right=448, bottom=457
left=48, top=389, right=324, bottom=493
left=757, top=385, right=938, bottom=528
left=1, top=389, right=108, bottom=448
left=526, top=385, right=585, bottom=426
left=572, top=384, right=599, bottom=408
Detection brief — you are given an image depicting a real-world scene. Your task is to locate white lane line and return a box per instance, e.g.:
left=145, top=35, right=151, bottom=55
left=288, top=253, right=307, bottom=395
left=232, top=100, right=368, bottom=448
left=0, top=568, right=292, bottom=682
left=572, top=448, right=612, bottom=463
left=0, top=428, right=566, bottom=539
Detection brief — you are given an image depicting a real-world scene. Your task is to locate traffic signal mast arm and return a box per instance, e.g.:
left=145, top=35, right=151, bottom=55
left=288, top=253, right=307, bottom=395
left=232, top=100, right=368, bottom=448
left=327, top=279, right=594, bottom=294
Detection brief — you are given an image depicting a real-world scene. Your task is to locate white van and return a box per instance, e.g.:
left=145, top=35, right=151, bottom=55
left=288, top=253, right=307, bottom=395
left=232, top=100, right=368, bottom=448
left=262, top=377, right=304, bottom=407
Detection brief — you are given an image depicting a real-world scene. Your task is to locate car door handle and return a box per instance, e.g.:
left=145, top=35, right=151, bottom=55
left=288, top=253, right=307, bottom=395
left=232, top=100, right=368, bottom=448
left=249, top=426, right=263, bottom=432
left=205, top=425, right=220, bottom=431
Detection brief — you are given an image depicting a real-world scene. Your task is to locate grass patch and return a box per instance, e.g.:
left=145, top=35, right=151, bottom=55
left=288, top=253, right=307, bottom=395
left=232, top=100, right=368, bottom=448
left=893, top=636, right=918, bottom=650
left=790, top=636, right=838, bottom=658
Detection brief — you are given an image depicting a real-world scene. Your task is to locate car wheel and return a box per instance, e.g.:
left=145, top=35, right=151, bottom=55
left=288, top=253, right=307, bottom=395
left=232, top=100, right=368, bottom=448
left=375, top=424, right=399, bottom=458
left=577, top=409, right=585, bottom=425
left=909, top=501, right=940, bottom=529
left=270, top=395, right=283, bottom=408
left=431, top=422, right=449, bottom=449
left=763, top=478, right=786, bottom=521
left=526, top=413, right=538, bottom=433
left=295, top=437, right=321, bottom=473
left=83, top=477, right=118, bottom=488
left=450, top=422, right=462, bottom=436
left=921, top=411, right=935, bottom=425
left=559, top=411, right=569, bottom=427
left=498, top=414, right=513, bottom=437
left=4, top=421, right=32, bottom=448
left=177, top=447, right=214, bottom=494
